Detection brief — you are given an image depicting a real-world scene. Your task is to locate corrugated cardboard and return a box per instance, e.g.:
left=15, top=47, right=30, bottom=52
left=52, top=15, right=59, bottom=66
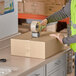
left=11, top=32, right=64, bottom=59
left=47, top=23, right=57, bottom=32
left=23, top=1, right=64, bottom=16
left=0, top=1, right=4, bottom=14
left=23, top=0, right=66, bottom=5
left=18, top=23, right=30, bottom=33
left=24, top=2, right=46, bottom=15
left=45, top=2, right=64, bottom=15
left=47, top=0, right=66, bottom=5
left=21, top=0, right=67, bottom=15
left=23, top=0, right=46, bottom=2
left=18, top=2, right=24, bottom=13
left=18, top=26, right=29, bottom=33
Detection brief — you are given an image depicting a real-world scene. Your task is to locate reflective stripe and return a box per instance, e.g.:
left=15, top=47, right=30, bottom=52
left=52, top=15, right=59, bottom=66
left=73, top=24, right=76, bottom=28
left=71, top=21, right=76, bottom=28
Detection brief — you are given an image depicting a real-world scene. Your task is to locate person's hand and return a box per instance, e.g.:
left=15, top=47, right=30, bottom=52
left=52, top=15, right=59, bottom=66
left=40, top=19, right=48, bottom=31
left=49, top=33, right=64, bottom=44
left=40, top=19, right=48, bottom=26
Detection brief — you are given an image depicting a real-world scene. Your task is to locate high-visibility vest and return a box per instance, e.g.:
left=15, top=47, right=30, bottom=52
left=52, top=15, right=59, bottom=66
left=70, top=0, right=76, bottom=52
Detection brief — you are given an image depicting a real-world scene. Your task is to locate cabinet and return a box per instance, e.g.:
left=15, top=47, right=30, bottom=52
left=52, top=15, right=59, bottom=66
left=46, top=54, right=67, bottom=76
left=48, top=67, right=65, bottom=76
left=27, top=66, right=45, bottom=76
left=27, top=54, right=67, bottom=76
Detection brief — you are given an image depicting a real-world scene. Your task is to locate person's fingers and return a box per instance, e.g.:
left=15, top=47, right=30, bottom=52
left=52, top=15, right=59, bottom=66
left=40, top=19, right=47, bottom=26
left=50, top=33, right=64, bottom=44
left=50, top=34, right=56, bottom=37
left=50, top=34, right=59, bottom=39
left=50, top=34, right=63, bottom=44
left=50, top=33, right=62, bottom=40
left=41, top=22, right=46, bottom=26
left=42, top=28, right=46, bottom=31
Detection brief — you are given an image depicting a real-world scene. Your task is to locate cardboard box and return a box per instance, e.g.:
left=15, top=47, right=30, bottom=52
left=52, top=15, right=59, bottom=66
left=23, top=0, right=46, bottom=2
left=18, top=27, right=29, bottom=33
left=23, top=0, right=66, bottom=5
left=23, top=0, right=66, bottom=15
left=24, top=2, right=34, bottom=14
left=23, top=1, right=64, bottom=16
left=24, top=2, right=46, bottom=15
left=22, top=23, right=30, bottom=28
left=47, top=0, right=66, bottom=5
left=11, top=32, right=64, bottom=59
left=45, top=3, right=63, bottom=16
left=18, top=2, right=24, bottom=13
left=18, top=25, right=30, bottom=33
left=0, top=1, right=4, bottom=14
left=47, top=23, right=57, bottom=32
left=35, top=2, right=46, bottom=15
left=46, top=5, right=63, bottom=12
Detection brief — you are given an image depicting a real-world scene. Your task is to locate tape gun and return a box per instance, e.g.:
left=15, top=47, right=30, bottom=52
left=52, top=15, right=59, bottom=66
left=31, top=21, right=46, bottom=38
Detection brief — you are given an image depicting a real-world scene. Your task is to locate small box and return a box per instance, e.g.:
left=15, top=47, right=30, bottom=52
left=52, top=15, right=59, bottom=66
left=11, top=32, right=64, bottom=59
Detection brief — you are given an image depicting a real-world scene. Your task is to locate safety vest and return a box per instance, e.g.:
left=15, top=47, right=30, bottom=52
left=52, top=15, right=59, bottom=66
left=70, top=0, right=76, bottom=52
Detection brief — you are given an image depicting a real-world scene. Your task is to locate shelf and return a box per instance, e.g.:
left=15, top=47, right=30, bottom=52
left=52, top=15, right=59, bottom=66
left=59, top=17, right=70, bottom=24
left=18, top=13, right=47, bottom=20
left=18, top=13, right=70, bottom=24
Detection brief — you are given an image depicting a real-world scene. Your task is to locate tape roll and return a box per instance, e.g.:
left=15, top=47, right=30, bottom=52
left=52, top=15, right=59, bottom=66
left=31, top=21, right=39, bottom=32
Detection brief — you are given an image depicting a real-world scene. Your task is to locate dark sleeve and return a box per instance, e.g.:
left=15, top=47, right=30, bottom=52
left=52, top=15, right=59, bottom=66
left=63, top=35, right=76, bottom=44
left=47, top=0, right=71, bottom=24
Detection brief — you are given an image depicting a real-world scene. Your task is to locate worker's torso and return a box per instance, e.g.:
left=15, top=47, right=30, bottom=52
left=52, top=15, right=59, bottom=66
left=70, top=0, right=76, bottom=52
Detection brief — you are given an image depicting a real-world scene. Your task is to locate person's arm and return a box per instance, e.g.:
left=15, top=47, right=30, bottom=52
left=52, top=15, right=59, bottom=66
left=47, top=0, right=71, bottom=24
left=63, top=35, right=76, bottom=44
left=50, top=34, right=76, bottom=45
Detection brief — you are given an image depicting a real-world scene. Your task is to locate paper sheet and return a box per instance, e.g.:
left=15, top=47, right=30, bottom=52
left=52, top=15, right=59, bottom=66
left=0, top=0, right=14, bottom=15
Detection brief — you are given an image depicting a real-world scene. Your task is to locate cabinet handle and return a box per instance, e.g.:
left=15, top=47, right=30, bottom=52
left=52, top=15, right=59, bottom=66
left=34, top=74, right=40, bottom=76
left=55, top=60, right=61, bottom=65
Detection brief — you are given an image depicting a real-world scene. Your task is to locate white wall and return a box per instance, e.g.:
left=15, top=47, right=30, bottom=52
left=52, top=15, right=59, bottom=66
left=0, top=0, right=18, bottom=39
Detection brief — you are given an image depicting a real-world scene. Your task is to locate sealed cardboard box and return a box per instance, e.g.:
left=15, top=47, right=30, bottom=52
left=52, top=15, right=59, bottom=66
left=18, top=2, right=24, bottom=13
left=34, top=2, right=46, bottom=15
left=46, top=5, right=63, bottom=12
left=45, top=3, right=63, bottom=16
left=24, top=2, right=35, bottom=14
left=11, top=32, right=64, bottom=59
left=47, top=0, right=66, bottom=5
left=0, top=1, right=4, bottom=14
left=24, top=2, right=46, bottom=15
left=23, top=0, right=46, bottom=2
left=23, top=0, right=66, bottom=5
left=23, top=1, right=64, bottom=16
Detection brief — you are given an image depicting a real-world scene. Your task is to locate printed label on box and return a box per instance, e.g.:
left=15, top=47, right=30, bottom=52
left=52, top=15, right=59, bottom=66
left=0, top=0, right=14, bottom=15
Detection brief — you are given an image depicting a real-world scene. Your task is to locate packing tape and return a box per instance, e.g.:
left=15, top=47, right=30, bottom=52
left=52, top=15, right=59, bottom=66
left=31, top=21, right=39, bottom=32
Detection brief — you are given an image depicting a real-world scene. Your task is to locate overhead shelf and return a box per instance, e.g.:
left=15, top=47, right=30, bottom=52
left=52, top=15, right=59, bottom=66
left=18, top=13, right=70, bottom=24
left=59, top=17, right=70, bottom=24
left=18, top=13, right=47, bottom=20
